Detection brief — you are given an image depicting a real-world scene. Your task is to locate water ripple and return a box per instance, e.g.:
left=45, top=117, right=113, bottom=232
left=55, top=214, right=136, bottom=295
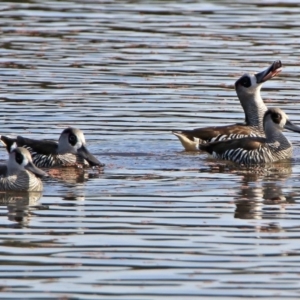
left=1, top=0, right=300, bottom=299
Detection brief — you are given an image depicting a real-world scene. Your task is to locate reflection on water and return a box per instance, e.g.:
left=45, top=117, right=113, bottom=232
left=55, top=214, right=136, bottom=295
left=0, top=191, right=44, bottom=226
left=2, top=0, right=300, bottom=299
left=234, top=163, right=295, bottom=219
left=47, top=166, right=102, bottom=184
left=201, top=161, right=296, bottom=220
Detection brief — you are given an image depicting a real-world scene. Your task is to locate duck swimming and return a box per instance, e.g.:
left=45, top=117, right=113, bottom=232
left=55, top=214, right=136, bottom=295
left=0, top=147, right=47, bottom=191
left=199, top=108, right=300, bottom=165
left=173, top=60, right=282, bottom=151
left=1, top=127, right=104, bottom=168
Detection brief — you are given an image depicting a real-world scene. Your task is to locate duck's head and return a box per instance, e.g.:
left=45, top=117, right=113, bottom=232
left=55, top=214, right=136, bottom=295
left=58, top=127, right=103, bottom=167
left=263, top=107, right=300, bottom=133
left=235, top=60, right=282, bottom=96
left=8, top=147, right=47, bottom=177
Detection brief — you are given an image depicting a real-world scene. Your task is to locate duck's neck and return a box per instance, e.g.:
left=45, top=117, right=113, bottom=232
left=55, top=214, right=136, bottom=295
left=6, top=163, right=19, bottom=176
left=264, top=122, right=290, bottom=146
left=238, top=88, right=268, bottom=131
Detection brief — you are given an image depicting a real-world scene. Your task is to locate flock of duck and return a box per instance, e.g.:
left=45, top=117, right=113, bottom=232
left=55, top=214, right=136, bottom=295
left=0, top=60, right=298, bottom=192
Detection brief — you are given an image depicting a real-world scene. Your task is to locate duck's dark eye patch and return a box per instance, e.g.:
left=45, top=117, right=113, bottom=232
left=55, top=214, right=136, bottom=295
left=271, top=112, right=282, bottom=124
left=236, top=76, right=251, bottom=88
left=68, top=134, right=77, bottom=146
left=15, top=151, right=23, bottom=165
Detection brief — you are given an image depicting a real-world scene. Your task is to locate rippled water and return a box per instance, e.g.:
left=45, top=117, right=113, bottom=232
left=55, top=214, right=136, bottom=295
left=2, top=0, right=300, bottom=299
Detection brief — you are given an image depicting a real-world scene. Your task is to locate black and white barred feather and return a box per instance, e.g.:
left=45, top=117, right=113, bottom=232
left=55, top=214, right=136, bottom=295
left=23, top=146, right=87, bottom=168
left=212, top=144, right=292, bottom=165
left=0, top=171, right=43, bottom=192
left=208, top=131, right=261, bottom=143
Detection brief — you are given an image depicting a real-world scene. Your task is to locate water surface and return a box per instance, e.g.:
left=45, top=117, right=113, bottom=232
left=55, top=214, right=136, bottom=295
left=1, top=0, right=300, bottom=299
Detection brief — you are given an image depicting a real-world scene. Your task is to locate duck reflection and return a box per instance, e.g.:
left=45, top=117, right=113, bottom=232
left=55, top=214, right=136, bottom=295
left=233, top=162, right=295, bottom=220
left=201, top=161, right=295, bottom=220
left=61, top=191, right=85, bottom=201
left=0, top=191, right=45, bottom=226
left=48, top=166, right=103, bottom=184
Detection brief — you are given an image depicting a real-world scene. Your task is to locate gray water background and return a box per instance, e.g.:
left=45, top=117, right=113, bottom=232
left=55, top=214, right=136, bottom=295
left=1, top=0, right=300, bottom=299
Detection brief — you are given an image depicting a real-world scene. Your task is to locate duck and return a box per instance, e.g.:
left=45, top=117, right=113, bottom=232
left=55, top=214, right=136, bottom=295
left=0, top=127, right=104, bottom=168
left=172, top=60, right=282, bottom=151
left=199, top=108, right=300, bottom=165
left=0, top=147, right=47, bottom=191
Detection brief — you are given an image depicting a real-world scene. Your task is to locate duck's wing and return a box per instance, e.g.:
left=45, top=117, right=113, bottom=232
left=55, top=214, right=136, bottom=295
left=174, top=123, right=257, bottom=141
left=172, top=123, right=258, bottom=151
left=199, top=137, right=266, bottom=157
left=1, top=135, right=58, bottom=155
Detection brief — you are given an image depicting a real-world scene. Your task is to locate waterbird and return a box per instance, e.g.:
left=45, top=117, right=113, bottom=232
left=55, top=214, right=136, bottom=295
left=1, top=127, right=104, bottom=168
left=199, top=108, right=300, bottom=165
left=172, top=60, right=282, bottom=151
left=0, top=147, right=47, bottom=191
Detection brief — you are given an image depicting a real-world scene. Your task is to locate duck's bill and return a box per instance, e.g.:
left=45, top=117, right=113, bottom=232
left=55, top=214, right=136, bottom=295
left=78, top=145, right=104, bottom=167
left=25, top=162, right=48, bottom=178
left=255, top=60, right=282, bottom=83
left=284, top=120, right=300, bottom=133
